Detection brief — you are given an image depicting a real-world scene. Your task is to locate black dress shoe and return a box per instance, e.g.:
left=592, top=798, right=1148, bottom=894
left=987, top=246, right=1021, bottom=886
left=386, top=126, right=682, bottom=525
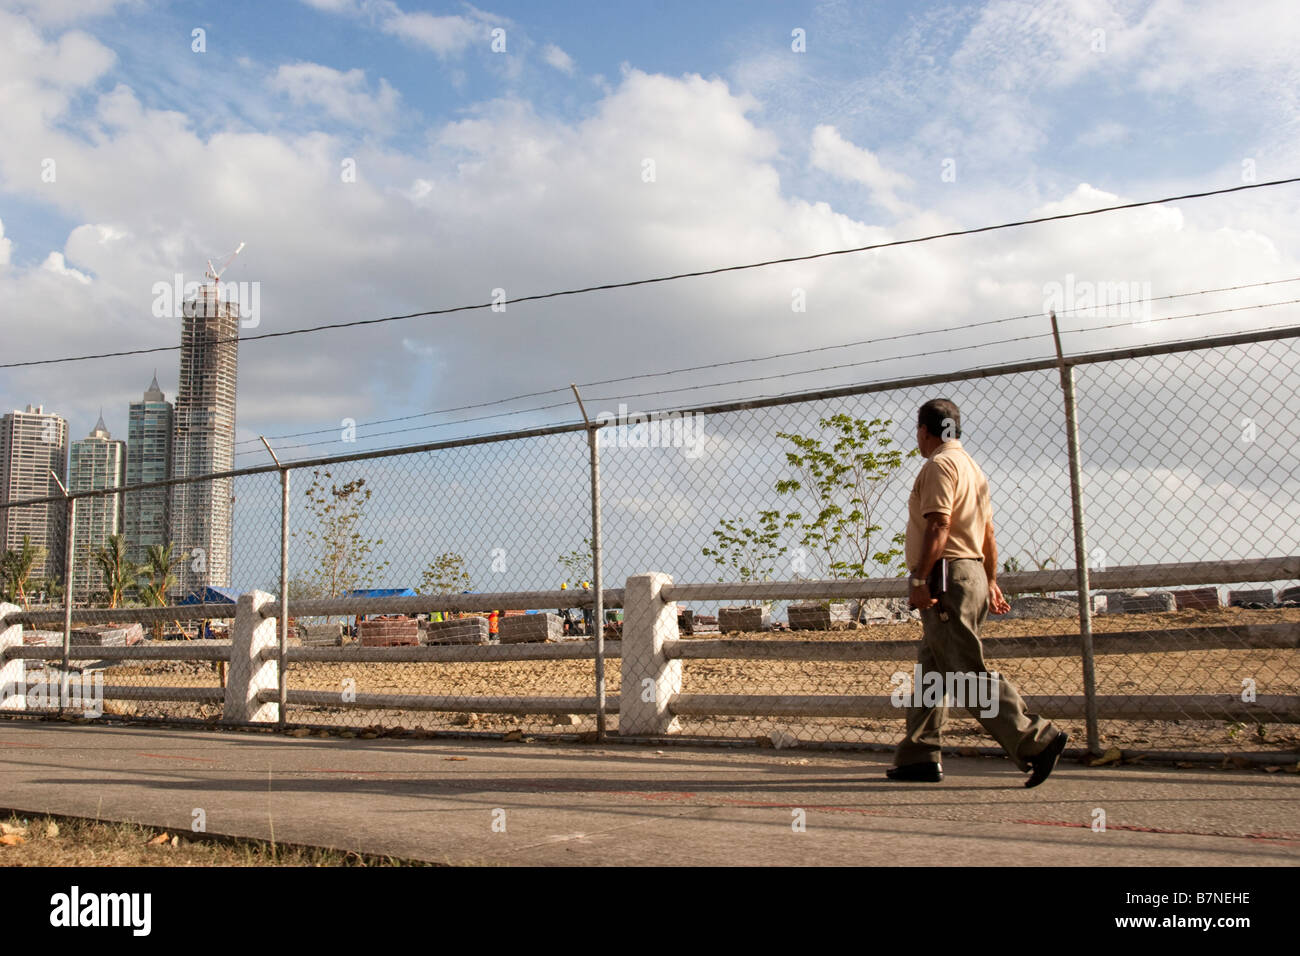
left=886, top=761, right=943, bottom=782
left=1024, top=732, right=1069, bottom=788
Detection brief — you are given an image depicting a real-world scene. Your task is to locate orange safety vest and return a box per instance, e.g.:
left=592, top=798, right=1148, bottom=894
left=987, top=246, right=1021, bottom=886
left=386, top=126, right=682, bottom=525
left=489, top=610, right=499, bottom=634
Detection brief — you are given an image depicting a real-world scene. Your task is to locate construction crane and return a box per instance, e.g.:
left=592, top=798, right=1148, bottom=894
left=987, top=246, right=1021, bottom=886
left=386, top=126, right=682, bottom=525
left=204, top=241, right=245, bottom=295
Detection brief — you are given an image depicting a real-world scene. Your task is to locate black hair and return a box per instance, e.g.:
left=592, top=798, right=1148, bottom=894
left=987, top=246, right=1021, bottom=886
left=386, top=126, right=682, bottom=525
left=918, top=398, right=961, bottom=440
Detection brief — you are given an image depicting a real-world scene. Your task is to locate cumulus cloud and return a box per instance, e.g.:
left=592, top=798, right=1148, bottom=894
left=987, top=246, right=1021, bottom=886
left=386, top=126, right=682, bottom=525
left=299, top=0, right=502, bottom=58
left=271, top=62, right=401, bottom=127
left=41, top=251, right=91, bottom=283
left=0, top=0, right=141, bottom=25
left=542, top=43, right=575, bottom=74
left=0, top=4, right=1297, bottom=480
left=810, top=124, right=912, bottom=215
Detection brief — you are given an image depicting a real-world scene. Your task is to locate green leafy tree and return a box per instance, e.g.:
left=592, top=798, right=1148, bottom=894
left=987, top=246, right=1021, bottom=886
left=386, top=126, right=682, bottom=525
left=29, top=575, right=61, bottom=606
left=284, top=576, right=327, bottom=601
left=775, top=414, right=916, bottom=578
left=293, top=470, right=389, bottom=600
left=136, top=543, right=180, bottom=638
left=1, top=535, right=45, bottom=608
left=420, top=552, right=472, bottom=594
left=557, top=537, right=593, bottom=587
left=702, top=511, right=787, bottom=582
left=93, top=533, right=140, bottom=609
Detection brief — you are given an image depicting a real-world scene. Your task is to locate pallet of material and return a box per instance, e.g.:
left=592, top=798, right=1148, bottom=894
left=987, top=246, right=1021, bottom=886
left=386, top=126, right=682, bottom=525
left=299, top=622, right=344, bottom=647
left=786, top=603, right=851, bottom=630
left=719, top=606, right=770, bottom=633
left=498, top=613, right=562, bottom=644
left=1174, top=587, right=1221, bottom=611
left=1229, top=588, right=1275, bottom=607
left=423, top=617, right=490, bottom=645
left=358, top=616, right=420, bottom=647
left=69, top=623, right=145, bottom=646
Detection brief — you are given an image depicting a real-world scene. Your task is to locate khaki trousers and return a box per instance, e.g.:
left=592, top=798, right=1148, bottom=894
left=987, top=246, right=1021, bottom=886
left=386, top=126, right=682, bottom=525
left=893, top=558, right=1058, bottom=771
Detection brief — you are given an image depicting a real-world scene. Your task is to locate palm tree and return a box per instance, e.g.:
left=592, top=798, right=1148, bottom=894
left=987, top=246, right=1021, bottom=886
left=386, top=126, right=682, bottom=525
left=136, top=543, right=179, bottom=639
left=1, top=535, right=45, bottom=609
left=92, top=534, right=139, bottom=610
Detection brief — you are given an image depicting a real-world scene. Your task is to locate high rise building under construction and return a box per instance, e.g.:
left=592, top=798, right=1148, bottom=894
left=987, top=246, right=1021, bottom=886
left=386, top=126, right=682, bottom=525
left=168, top=284, right=239, bottom=599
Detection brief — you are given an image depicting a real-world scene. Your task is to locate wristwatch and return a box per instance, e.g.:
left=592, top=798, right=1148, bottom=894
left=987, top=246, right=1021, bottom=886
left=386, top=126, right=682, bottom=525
left=909, top=575, right=925, bottom=588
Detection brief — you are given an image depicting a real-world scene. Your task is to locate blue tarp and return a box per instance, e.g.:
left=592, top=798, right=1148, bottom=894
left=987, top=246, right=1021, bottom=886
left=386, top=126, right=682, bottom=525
left=343, top=588, right=417, bottom=598
left=178, top=586, right=241, bottom=605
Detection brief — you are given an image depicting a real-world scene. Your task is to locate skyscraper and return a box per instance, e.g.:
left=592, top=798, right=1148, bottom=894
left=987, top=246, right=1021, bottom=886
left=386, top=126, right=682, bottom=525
left=124, top=374, right=173, bottom=567
left=69, top=415, right=126, bottom=600
left=0, top=405, right=69, bottom=585
left=169, top=284, right=239, bottom=598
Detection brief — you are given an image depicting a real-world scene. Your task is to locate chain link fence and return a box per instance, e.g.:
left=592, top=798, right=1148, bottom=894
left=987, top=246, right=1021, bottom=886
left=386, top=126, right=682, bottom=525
left=1, top=329, right=1297, bottom=756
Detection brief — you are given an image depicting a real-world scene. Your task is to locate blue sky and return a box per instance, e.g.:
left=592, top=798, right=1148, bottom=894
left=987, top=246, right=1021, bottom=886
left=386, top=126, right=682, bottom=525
left=2, top=0, right=1299, bottom=587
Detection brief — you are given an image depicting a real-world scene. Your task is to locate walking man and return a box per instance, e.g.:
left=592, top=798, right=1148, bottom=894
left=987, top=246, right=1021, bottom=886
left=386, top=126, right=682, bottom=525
left=888, top=398, right=1068, bottom=787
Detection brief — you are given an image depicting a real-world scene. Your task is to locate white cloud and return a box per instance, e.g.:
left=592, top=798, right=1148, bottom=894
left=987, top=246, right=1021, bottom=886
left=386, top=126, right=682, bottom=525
left=810, top=124, right=912, bottom=215
left=1076, top=120, right=1128, bottom=148
left=271, top=62, right=401, bottom=127
left=0, top=0, right=141, bottom=25
left=379, top=8, right=482, bottom=56
left=300, top=0, right=504, bottom=58
left=0, top=217, right=10, bottom=267
left=0, top=7, right=1298, bottom=467
left=41, top=251, right=91, bottom=283
left=542, top=43, right=575, bottom=75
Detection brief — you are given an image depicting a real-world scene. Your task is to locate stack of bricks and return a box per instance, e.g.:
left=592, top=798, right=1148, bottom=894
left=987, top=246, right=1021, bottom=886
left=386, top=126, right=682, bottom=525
left=1228, top=588, right=1275, bottom=607
left=424, top=616, right=490, bottom=645
left=358, top=616, right=420, bottom=646
left=1120, top=592, right=1176, bottom=613
left=719, top=606, right=770, bottom=633
left=1173, top=587, right=1221, bottom=611
left=786, top=603, right=851, bottom=631
left=498, top=612, right=562, bottom=644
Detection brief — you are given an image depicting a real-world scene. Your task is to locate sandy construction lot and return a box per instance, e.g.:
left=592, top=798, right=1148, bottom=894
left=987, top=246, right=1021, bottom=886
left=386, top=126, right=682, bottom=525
left=50, top=606, right=1300, bottom=754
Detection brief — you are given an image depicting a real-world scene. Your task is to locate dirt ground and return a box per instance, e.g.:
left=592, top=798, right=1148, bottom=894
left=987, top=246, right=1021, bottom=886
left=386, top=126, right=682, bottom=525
left=26, top=606, right=1300, bottom=754
left=0, top=812, right=429, bottom=867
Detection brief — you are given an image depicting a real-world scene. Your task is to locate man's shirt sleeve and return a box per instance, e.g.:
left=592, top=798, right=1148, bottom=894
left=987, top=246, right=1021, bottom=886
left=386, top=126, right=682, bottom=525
left=916, top=458, right=957, bottom=518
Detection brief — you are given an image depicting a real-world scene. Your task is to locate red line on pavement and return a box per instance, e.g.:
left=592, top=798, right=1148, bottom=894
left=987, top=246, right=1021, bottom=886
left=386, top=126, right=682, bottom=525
left=1011, top=818, right=1300, bottom=843
left=0, top=741, right=43, bottom=748
left=305, top=768, right=383, bottom=774
left=137, top=752, right=218, bottom=763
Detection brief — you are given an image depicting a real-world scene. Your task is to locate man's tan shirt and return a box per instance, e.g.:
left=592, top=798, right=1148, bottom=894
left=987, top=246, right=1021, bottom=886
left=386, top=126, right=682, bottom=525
left=904, top=438, right=993, bottom=572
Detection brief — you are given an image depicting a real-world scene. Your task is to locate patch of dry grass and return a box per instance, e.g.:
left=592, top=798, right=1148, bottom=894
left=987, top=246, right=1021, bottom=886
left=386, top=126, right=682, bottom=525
left=0, top=811, right=436, bottom=867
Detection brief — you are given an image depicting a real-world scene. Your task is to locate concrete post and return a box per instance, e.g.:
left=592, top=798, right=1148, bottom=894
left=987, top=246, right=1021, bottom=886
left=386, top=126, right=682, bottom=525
left=0, top=604, right=25, bottom=711
left=619, top=573, right=681, bottom=735
left=223, top=590, right=279, bottom=724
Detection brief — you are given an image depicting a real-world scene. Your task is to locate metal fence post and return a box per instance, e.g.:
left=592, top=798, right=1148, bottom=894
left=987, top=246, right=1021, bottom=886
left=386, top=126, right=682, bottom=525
left=50, top=474, right=75, bottom=707
left=260, top=438, right=290, bottom=729
left=570, top=386, right=606, bottom=740
left=1050, top=312, right=1100, bottom=755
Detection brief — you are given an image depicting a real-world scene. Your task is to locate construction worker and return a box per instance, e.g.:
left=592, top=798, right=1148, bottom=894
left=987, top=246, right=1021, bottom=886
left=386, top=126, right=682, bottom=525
left=489, top=610, right=499, bottom=637
left=581, top=581, right=594, bottom=635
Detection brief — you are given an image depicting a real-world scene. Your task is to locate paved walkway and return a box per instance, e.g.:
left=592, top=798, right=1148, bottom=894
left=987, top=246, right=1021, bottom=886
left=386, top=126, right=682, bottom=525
left=1, top=722, right=1296, bottom=865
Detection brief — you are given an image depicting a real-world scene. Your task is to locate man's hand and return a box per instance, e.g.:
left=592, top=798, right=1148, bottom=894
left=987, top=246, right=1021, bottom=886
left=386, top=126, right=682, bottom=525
left=989, top=580, right=1010, bottom=615
left=909, top=581, right=936, bottom=611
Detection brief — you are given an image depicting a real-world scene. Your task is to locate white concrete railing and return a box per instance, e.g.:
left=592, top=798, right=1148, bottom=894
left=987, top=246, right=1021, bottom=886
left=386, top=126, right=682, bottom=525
left=1, top=555, right=1297, bottom=730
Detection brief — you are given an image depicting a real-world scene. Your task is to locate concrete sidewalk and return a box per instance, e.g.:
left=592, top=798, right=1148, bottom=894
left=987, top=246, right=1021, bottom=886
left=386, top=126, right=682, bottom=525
left=0, top=721, right=1296, bottom=865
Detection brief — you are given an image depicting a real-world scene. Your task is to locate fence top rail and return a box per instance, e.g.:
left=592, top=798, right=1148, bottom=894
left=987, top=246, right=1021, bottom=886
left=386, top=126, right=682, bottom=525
left=1, top=325, right=1295, bottom=512
left=660, top=556, right=1300, bottom=603
left=262, top=589, right=627, bottom=618
left=5, top=556, right=1290, bottom=629
left=2, top=602, right=240, bottom=628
